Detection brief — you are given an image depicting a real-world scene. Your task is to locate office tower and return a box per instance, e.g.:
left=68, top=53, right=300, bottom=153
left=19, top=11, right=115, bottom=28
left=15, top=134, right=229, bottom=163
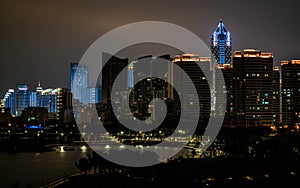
left=218, top=64, right=235, bottom=126
left=29, top=82, right=44, bottom=107
left=211, top=19, right=232, bottom=65
left=101, top=53, right=128, bottom=105
left=41, top=88, right=58, bottom=114
left=29, top=92, right=39, bottom=107
left=281, top=60, right=300, bottom=127
left=173, top=54, right=211, bottom=132
left=273, top=66, right=280, bottom=124
left=70, top=62, right=88, bottom=104
left=233, top=49, right=275, bottom=126
left=99, top=53, right=128, bottom=123
left=4, top=89, right=16, bottom=116
left=16, top=84, right=29, bottom=116
left=131, top=55, right=170, bottom=122
left=56, top=88, right=73, bottom=123
left=40, top=88, right=72, bottom=123
left=40, top=88, right=57, bottom=121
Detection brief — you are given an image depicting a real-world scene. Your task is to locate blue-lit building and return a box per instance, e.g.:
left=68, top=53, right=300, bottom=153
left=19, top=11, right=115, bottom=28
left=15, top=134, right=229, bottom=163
left=211, top=19, right=232, bottom=65
left=70, top=62, right=88, bottom=104
left=211, top=20, right=234, bottom=126
left=4, top=89, right=16, bottom=116
left=16, top=84, right=29, bottom=116
left=29, top=91, right=42, bottom=107
left=128, top=62, right=134, bottom=88
left=30, top=82, right=43, bottom=107
left=41, top=88, right=57, bottom=113
left=2, top=83, right=73, bottom=123
left=88, top=86, right=102, bottom=104
left=97, top=85, right=102, bottom=103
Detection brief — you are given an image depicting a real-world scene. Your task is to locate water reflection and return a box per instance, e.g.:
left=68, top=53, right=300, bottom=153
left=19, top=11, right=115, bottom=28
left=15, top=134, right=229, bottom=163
left=0, top=145, right=88, bottom=187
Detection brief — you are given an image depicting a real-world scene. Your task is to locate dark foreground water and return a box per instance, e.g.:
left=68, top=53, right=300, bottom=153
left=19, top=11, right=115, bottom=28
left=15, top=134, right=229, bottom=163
left=0, top=146, right=89, bottom=188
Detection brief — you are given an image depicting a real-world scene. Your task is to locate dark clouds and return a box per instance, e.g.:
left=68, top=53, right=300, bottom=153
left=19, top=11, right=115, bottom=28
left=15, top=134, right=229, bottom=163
left=1, top=0, right=300, bottom=96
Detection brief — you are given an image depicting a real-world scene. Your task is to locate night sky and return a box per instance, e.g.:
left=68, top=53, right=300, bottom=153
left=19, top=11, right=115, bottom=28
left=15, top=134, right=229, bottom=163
left=1, top=0, right=300, bottom=97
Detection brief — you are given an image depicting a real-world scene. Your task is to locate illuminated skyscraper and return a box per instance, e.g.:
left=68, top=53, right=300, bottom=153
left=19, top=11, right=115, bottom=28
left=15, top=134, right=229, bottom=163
left=4, top=89, right=16, bottom=116
left=131, top=55, right=170, bottom=122
left=233, top=49, right=275, bottom=126
left=218, top=64, right=235, bottom=126
left=281, top=60, right=300, bottom=127
left=273, top=66, right=280, bottom=124
left=211, top=19, right=232, bottom=65
left=101, top=53, right=128, bottom=105
left=70, top=62, right=88, bottom=104
left=40, top=87, right=72, bottom=122
left=173, top=54, right=211, bottom=131
left=40, top=88, right=57, bottom=114
left=29, top=82, right=43, bottom=107
left=16, top=84, right=29, bottom=116
left=211, top=20, right=233, bottom=126
left=98, top=53, right=128, bottom=123
left=29, top=91, right=39, bottom=107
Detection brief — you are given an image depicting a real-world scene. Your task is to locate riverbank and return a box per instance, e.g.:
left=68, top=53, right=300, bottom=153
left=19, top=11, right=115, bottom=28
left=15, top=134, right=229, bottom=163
left=49, top=157, right=300, bottom=187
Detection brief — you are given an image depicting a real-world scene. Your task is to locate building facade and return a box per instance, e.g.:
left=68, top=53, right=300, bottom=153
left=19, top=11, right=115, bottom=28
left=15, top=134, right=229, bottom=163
left=101, top=53, right=128, bottom=105
left=233, top=49, right=275, bottom=126
left=281, top=60, right=300, bottom=127
left=273, top=66, right=280, bottom=124
left=4, top=89, right=16, bottom=116
left=70, top=62, right=89, bottom=105
left=16, top=84, right=29, bottom=116
left=173, top=54, right=211, bottom=132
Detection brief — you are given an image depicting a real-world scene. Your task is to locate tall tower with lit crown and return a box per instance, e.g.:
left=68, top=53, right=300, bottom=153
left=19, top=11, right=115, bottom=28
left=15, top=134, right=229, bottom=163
left=210, top=20, right=232, bottom=125
left=211, top=19, right=232, bottom=65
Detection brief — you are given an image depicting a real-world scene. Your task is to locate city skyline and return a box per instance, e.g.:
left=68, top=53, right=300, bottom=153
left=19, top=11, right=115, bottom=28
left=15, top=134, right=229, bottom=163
left=2, top=1, right=300, bottom=187
left=1, top=0, right=300, bottom=96
left=2, top=48, right=295, bottom=127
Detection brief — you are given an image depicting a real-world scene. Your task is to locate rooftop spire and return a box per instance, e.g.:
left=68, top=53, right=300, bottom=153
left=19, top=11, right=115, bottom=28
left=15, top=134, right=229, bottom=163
left=211, top=19, right=232, bottom=65
left=36, top=81, right=43, bottom=92
left=214, top=19, right=229, bottom=35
